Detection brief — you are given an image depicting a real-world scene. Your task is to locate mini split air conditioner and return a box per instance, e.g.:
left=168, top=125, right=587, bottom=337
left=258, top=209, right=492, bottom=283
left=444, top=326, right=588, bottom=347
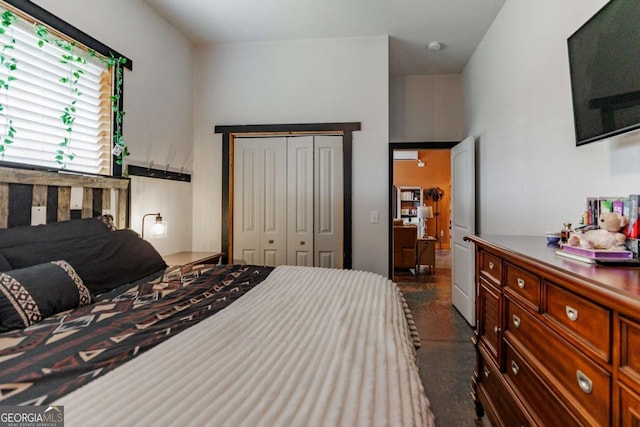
left=393, top=150, right=419, bottom=161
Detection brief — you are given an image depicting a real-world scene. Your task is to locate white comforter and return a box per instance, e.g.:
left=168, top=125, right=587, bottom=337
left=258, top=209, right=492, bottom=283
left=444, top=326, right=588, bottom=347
left=56, top=266, right=435, bottom=426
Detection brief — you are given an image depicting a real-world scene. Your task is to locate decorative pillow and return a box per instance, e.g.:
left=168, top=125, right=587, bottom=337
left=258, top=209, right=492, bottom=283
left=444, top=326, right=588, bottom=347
left=0, top=217, right=114, bottom=250
left=97, top=214, right=118, bottom=231
left=1, top=229, right=168, bottom=295
left=0, top=261, right=92, bottom=332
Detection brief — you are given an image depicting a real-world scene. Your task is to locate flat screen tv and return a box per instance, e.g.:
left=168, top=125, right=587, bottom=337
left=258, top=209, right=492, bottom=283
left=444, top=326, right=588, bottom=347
left=567, top=0, right=640, bottom=146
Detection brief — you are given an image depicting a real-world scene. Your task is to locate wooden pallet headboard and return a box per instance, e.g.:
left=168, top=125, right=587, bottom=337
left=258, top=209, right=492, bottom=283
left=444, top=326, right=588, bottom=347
left=0, top=166, right=130, bottom=229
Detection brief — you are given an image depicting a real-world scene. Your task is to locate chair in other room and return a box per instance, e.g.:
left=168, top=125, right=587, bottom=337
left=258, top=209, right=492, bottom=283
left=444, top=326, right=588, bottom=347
left=393, top=223, right=418, bottom=271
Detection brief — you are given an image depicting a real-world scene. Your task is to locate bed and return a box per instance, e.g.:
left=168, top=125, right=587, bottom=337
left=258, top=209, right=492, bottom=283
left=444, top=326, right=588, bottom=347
left=0, top=166, right=435, bottom=426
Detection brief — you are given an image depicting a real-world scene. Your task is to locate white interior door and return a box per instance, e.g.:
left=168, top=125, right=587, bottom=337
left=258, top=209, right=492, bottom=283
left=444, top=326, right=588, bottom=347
left=233, top=137, right=287, bottom=266
left=233, top=138, right=261, bottom=264
left=261, top=139, right=288, bottom=266
left=314, top=135, right=343, bottom=268
left=287, top=136, right=314, bottom=266
left=451, top=135, right=476, bottom=326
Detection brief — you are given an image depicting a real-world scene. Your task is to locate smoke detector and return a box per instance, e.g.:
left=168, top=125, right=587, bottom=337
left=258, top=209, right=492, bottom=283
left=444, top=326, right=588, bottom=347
left=427, top=41, right=443, bottom=51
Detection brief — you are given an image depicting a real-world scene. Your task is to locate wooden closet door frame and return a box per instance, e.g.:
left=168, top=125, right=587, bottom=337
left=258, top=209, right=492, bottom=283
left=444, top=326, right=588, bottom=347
left=216, top=122, right=360, bottom=268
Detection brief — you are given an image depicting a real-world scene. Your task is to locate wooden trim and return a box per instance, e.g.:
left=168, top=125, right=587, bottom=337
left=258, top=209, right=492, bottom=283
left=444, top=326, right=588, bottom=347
left=0, top=184, right=7, bottom=228
left=57, top=187, right=71, bottom=222
left=219, top=122, right=359, bottom=267
left=127, top=164, right=191, bottom=182
left=117, top=189, right=128, bottom=229
left=0, top=166, right=129, bottom=228
left=82, top=187, right=93, bottom=218
left=342, top=131, right=353, bottom=269
left=32, top=184, right=47, bottom=206
left=102, top=188, right=111, bottom=212
left=221, top=133, right=231, bottom=264
left=0, top=166, right=129, bottom=189
left=215, top=122, right=361, bottom=135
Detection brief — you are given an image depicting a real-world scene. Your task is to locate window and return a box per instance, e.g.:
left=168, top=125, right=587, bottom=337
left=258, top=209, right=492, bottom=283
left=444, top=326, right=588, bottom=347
left=0, top=1, right=130, bottom=176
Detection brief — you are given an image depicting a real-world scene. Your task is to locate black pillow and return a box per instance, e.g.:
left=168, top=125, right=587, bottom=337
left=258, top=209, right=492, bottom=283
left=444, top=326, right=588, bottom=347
left=0, top=217, right=113, bottom=250
left=0, top=253, right=11, bottom=272
left=1, top=229, right=167, bottom=295
left=0, top=261, right=92, bottom=332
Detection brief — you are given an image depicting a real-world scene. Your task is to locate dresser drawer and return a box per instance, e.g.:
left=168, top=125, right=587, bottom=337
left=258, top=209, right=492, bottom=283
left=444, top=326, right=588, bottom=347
left=480, top=249, right=502, bottom=285
left=478, top=278, right=501, bottom=362
left=505, top=263, right=540, bottom=311
left=504, top=343, right=582, bottom=427
left=506, top=300, right=611, bottom=426
left=545, top=281, right=611, bottom=363
left=619, top=383, right=640, bottom=427
left=619, top=316, right=640, bottom=385
left=479, top=351, right=530, bottom=427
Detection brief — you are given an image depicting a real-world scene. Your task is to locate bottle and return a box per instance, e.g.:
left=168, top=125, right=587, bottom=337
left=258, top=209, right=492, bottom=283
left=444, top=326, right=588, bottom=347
left=561, top=223, right=572, bottom=243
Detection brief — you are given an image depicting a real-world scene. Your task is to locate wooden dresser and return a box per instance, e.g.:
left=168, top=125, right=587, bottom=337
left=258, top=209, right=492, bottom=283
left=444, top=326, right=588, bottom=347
left=466, top=235, right=640, bottom=426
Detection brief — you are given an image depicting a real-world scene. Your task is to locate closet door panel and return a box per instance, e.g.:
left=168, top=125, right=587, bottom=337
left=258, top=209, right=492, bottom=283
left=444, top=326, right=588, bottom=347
left=260, top=139, right=288, bottom=267
left=314, top=135, right=343, bottom=268
left=287, top=136, right=314, bottom=266
left=233, top=139, right=262, bottom=264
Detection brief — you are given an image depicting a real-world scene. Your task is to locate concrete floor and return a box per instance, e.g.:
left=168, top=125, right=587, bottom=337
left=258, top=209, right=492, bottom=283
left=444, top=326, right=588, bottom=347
left=394, top=251, right=489, bottom=427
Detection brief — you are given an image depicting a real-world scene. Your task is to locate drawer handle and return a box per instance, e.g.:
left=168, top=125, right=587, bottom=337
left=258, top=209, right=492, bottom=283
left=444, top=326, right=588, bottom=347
left=511, top=360, right=520, bottom=376
left=517, top=278, right=525, bottom=289
left=494, top=326, right=501, bottom=335
left=300, top=241, right=306, bottom=245
left=512, top=314, right=521, bottom=329
left=576, top=370, right=593, bottom=394
left=268, top=240, right=274, bottom=244
left=483, top=366, right=489, bottom=378
left=565, top=305, right=578, bottom=322
left=488, top=261, right=494, bottom=270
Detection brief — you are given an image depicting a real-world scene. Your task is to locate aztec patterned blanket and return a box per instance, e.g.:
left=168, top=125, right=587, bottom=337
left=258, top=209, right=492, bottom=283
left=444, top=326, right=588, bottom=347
left=0, top=263, right=274, bottom=405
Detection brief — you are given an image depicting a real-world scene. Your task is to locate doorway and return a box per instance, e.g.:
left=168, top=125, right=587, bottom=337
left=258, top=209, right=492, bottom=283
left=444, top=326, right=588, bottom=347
left=388, top=142, right=457, bottom=279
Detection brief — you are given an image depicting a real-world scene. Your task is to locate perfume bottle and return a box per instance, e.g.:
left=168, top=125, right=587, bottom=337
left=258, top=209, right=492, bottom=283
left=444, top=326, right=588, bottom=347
left=561, top=223, right=572, bottom=243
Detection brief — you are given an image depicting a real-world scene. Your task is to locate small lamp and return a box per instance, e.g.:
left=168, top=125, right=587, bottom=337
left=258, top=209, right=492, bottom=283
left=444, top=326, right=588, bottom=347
left=417, top=206, right=434, bottom=238
left=142, top=212, right=167, bottom=239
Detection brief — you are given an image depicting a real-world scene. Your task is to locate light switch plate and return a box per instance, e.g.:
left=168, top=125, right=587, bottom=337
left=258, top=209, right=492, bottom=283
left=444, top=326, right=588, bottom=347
left=370, top=210, right=379, bottom=224
left=31, top=206, right=46, bottom=225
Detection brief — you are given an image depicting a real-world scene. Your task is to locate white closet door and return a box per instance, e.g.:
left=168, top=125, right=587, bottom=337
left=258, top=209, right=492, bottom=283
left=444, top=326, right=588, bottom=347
left=287, top=136, right=314, bottom=266
left=314, top=135, right=343, bottom=268
left=233, top=137, right=287, bottom=266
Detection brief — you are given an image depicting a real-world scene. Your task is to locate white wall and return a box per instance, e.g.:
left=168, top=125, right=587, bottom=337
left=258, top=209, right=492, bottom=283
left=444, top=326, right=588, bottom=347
left=390, top=74, right=463, bottom=142
left=464, top=0, right=640, bottom=235
left=31, top=0, right=194, bottom=254
left=192, top=37, right=390, bottom=275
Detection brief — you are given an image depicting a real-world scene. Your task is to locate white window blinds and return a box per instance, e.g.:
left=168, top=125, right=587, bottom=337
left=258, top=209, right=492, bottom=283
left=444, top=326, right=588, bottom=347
left=0, top=7, right=112, bottom=175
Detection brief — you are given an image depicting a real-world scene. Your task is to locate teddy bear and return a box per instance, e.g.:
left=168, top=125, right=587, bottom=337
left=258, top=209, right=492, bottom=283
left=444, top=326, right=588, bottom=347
left=567, top=212, right=629, bottom=250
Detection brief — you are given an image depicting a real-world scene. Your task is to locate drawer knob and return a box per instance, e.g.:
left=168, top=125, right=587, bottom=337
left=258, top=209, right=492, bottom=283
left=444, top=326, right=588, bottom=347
left=300, top=241, right=306, bottom=245
left=494, top=326, right=501, bottom=335
left=512, top=314, right=521, bottom=329
left=517, top=278, right=525, bottom=289
left=565, top=305, right=578, bottom=322
left=576, top=370, right=593, bottom=394
left=488, top=262, right=494, bottom=270
left=268, top=240, right=274, bottom=244
left=511, top=360, right=520, bottom=376
left=483, top=366, right=489, bottom=378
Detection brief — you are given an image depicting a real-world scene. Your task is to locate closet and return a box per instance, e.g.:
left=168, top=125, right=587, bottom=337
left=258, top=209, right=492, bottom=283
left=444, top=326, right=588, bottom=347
left=233, top=135, right=343, bottom=268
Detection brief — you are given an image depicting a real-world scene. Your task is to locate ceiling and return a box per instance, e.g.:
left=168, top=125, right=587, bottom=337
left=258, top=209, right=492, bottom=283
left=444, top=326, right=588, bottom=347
left=144, top=0, right=506, bottom=76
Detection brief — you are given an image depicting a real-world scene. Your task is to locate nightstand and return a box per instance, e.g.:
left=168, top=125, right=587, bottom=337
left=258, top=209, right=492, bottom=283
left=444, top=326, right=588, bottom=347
left=162, top=251, right=223, bottom=267
left=416, top=237, right=436, bottom=274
